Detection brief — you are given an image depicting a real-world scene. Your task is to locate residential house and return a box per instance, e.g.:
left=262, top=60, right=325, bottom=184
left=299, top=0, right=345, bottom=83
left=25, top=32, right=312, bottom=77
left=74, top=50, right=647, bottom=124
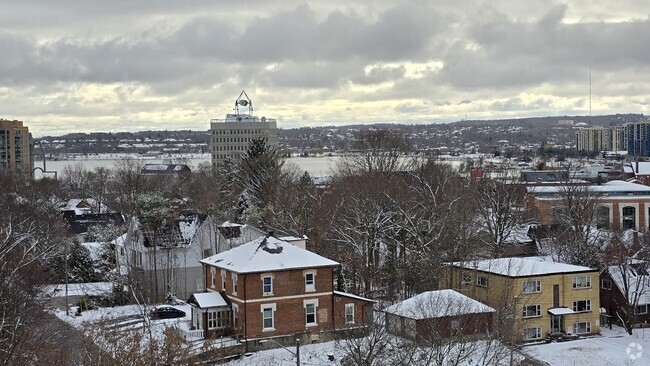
left=384, top=289, right=495, bottom=341
left=190, top=235, right=374, bottom=346
left=623, top=161, right=650, bottom=186
left=601, top=260, right=650, bottom=326
left=141, top=163, right=191, bottom=176
left=58, top=198, right=124, bottom=238
left=445, top=257, right=600, bottom=342
left=525, top=180, right=650, bottom=231
left=123, top=217, right=269, bottom=300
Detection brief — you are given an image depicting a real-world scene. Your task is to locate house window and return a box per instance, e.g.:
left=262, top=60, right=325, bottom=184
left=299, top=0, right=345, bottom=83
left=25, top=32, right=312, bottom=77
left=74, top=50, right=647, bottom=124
left=203, top=248, right=212, bottom=258
left=461, top=272, right=472, bottom=284
left=263, top=276, right=273, bottom=295
left=208, top=310, right=230, bottom=329
left=450, top=319, right=461, bottom=331
left=523, top=305, right=542, bottom=318
left=345, top=303, right=355, bottom=324
left=623, top=206, right=636, bottom=229
left=233, top=304, right=239, bottom=327
left=232, top=273, right=238, bottom=295
left=208, top=311, right=217, bottom=329
left=573, top=322, right=591, bottom=334
left=477, top=275, right=489, bottom=288
left=572, top=276, right=591, bottom=289
left=596, top=206, right=610, bottom=229
left=221, top=270, right=226, bottom=290
left=523, top=280, right=541, bottom=294
left=572, top=300, right=591, bottom=312
left=305, top=272, right=315, bottom=292
left=636, top=304, right=648, bottom=314
left=304, top=299, right=319, bottom=326
left=524, top=327, right=542, bottom=340
left=261, top=304, right=276, bottom=331
left=210, top=267, right=216, bottom=288
left=601, top=279, right=611, bottom=290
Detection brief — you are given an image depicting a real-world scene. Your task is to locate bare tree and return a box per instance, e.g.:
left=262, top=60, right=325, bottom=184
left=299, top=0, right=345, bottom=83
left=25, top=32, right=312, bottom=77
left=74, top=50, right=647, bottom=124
left=336, top=129, right=413, bottom=177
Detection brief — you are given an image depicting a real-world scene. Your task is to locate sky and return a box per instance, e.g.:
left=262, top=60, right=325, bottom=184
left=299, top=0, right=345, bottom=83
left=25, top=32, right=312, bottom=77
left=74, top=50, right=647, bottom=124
left=1, top=1, right=649, bottom=137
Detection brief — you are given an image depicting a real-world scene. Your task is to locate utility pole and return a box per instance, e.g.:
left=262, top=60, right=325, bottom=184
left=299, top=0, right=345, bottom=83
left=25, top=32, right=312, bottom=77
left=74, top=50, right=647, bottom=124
left=64, top=239, right=69, bottom=316
left=296, top=339, right=300, bottom=366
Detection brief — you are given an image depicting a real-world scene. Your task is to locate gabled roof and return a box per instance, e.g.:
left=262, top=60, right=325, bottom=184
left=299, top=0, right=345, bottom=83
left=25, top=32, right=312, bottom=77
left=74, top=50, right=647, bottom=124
left=385, top=289, right=495, bottom=319
left=606, top=261, right=650, bottom=306
left=452, top=257, right=595, bottom=277
left=200, top=236, right=339, bottom=274
left=188, top=292, right=230, bottom=309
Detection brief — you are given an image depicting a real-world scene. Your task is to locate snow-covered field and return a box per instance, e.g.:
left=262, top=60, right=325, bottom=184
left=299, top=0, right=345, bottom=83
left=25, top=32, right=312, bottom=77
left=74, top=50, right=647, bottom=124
left=525, top=326, right=650, bottom=365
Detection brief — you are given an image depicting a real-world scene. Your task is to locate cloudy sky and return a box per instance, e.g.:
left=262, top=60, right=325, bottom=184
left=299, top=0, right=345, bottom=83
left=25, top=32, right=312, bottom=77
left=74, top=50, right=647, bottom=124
left=1, top=1, right=649, bottom=136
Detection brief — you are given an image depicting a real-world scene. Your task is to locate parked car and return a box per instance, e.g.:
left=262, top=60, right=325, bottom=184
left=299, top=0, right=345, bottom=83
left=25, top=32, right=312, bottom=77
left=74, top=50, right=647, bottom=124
left=149, top=306, right=186, bottom=319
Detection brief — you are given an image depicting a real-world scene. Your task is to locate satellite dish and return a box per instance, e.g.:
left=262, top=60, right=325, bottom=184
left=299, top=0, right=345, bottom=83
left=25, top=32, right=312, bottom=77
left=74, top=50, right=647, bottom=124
left=238, top=100, right=249, bottom=106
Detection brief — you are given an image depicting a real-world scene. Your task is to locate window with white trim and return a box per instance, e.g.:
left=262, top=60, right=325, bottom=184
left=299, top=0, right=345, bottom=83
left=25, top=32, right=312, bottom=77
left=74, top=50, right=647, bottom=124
left=572, top=300, right=591, bottom=312
left=261, top=304, right=276, bottom=331
left=263, top=276, right=273, bottom=295
left=345, top=303, right=355, bottom=324
left=522, top=280, right=541, bottom=294
left=573, top=322, right=591, bottom=334
left=210, top=267, right=216, bottom=288
left=461, top=272, right=472, bottom=284
left=304, top=299, right=319, bottom=326
left=601, top=279, right=611, bottom=290
left=572, top=276, right=591, bottom=289
left=524, top=327, right=542, bottom=340
left=477, top=275, right=489, bottom=287
left=637, top=304, right=648, bottom=315
left=232, top=273, right=238, bottom=295
left=305, top=272, right=315, bottom=292
left=233, top=304, right=239, bottom=327
left=208, top=311, right=217, bottom=329
left=523, top=305, right=542, bottom=318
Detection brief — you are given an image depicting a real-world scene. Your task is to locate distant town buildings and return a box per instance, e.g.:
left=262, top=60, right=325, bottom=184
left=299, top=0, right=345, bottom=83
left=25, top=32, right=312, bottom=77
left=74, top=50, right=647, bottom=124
left=209, top=91, right=278, bottom=169
left=576, top=120, right=650, bottom=156
left=0, top=119, right=32, bottom=178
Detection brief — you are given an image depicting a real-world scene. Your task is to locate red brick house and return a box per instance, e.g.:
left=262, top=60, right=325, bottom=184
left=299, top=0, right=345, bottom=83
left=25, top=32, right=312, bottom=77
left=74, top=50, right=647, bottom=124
left=600, top=261, right=650, bottom=327
left=384, top=290, right=495, bottom=341
left=189, top=234, right=374, bottom=344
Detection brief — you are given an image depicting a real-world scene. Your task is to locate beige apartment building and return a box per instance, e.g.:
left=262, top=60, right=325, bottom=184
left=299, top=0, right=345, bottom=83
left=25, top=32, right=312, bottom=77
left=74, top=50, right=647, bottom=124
left=445, top=257, right=600, bottom=342
left=209, top=92, right=278, bottom=169
left=0, top=119, right=32, bottom=178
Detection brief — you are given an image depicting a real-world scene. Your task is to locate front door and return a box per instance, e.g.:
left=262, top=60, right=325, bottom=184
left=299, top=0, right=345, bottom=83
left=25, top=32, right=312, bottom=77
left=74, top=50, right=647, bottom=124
left=551, top=315, right=564, bottom=333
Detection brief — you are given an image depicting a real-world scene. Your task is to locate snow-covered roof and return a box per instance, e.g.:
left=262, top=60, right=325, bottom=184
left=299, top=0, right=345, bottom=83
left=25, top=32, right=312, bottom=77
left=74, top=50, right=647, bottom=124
left=200, top=236, right=339, bottom=274
left=189, top=292, right=229, bottom=309
left=527, top=180, right=650, bottom=195
left=333, top=290, right=376, bottom=303
left=607, top=262, right=650, bottom=306
left=548, top=307, right=575, bottom=315
left=385, top=290, right=495, bottom=320
left=452, top=257, right=595, bottom=277
left=626, top=162, right=650, bottom=176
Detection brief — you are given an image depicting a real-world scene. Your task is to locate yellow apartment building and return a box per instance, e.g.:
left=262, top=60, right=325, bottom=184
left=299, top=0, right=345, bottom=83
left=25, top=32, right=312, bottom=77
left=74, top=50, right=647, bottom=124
left=444, top=257, right=600, bottom=342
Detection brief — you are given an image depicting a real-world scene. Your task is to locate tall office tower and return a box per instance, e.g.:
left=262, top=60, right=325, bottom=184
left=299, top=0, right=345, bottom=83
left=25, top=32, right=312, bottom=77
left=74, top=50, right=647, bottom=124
left=0, top=119, right=32, bottom=178
left=209, top=91, right=278, bottom=170
left=626, top=121, right=650, bottom=157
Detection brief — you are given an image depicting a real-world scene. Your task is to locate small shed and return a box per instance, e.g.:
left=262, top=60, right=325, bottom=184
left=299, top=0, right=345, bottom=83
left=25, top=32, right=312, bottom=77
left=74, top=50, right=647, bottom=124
left=187, top=291, right=232, bottom=338
left=385, top=289, right=495, bottom=341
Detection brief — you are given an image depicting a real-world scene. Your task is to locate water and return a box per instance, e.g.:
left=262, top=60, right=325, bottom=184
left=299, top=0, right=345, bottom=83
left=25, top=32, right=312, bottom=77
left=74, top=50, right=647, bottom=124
left=33, top=155, right=342, bottom=179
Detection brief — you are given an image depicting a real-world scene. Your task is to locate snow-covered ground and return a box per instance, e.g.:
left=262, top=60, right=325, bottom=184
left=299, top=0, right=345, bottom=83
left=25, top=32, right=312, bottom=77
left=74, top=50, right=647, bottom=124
left=53, top=303, right=205, bottom=345
left=525, top=326, right=650, bottom=365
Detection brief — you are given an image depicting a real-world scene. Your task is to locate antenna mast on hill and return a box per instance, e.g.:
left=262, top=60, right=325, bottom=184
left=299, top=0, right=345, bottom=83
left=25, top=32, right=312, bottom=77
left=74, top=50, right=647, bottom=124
left=589, top=67, right=591, bottom=123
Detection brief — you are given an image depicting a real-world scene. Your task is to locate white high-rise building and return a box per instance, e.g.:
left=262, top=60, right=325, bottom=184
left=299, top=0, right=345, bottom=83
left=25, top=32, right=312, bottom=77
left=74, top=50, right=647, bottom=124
left=209, top=91, right=278, bottom=170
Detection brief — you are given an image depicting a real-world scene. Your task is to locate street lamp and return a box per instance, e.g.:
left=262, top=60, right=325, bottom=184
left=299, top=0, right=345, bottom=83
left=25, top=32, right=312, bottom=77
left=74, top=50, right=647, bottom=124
left=259, top=338, right=300, bottom=366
